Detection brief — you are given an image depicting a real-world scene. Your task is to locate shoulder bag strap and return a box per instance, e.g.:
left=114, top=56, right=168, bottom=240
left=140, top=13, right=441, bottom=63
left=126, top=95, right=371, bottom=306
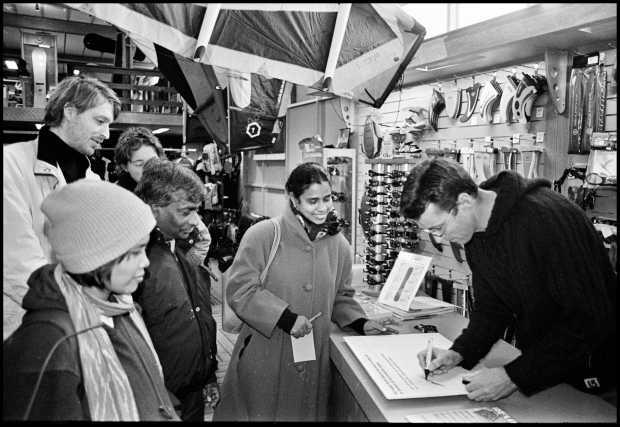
left=259, top=218, right=280, bottom=283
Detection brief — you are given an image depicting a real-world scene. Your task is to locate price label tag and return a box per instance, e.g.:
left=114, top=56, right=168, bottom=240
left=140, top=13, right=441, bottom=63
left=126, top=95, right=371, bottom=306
left=535, top=107, right=544, bottom=119
left=512, top=133, right=520, bottom=144
left=536, top=132, right=545, bottom=143
left=381, top=140, right=394, bottom=159
left=484, top=136, right=493, bottom=143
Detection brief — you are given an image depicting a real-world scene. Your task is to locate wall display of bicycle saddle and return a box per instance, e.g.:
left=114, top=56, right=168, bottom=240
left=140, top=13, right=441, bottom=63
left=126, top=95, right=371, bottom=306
left=360, top=163, right=419, bottom=289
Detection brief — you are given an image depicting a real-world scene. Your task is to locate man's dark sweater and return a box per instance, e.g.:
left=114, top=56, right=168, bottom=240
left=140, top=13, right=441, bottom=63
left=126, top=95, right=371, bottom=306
left=451, top=171, right=616, bottom=396
left=38, top=125, right=90, bottom=183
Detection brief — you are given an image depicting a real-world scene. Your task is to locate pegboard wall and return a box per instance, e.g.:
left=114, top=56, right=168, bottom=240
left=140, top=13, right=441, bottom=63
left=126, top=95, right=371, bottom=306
left=350, top=49, right=617, bottom=280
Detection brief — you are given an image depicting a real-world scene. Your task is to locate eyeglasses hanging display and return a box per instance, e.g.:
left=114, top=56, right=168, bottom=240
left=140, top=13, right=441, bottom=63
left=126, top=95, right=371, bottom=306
left=361, top=162, right=419, bottom=290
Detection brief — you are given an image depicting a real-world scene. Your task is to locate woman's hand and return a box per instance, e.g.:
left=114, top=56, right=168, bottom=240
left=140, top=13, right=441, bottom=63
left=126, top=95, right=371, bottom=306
left=290, top=315, right=312, bottom=338
left=363, top=317, right=400, bottom=335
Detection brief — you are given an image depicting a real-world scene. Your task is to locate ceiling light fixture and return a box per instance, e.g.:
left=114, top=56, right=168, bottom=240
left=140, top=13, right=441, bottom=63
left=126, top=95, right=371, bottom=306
left=152, top=128, right=169, bottom=135
left=5, top=60, right=18, bottom=70
left=35, top=124, right=44, bottom=130
left=578, top=27, right=592, bottom=34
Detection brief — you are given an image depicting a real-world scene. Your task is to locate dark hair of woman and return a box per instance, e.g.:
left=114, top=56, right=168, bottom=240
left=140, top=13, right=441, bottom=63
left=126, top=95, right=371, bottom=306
left=285, top=162, right=330, bottom=198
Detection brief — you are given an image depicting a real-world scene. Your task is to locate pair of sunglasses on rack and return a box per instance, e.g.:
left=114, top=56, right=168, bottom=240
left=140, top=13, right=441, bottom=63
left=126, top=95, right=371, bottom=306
left=368, top=170, right=407, bottom=178
left=331, top=191, right=347, bottom=202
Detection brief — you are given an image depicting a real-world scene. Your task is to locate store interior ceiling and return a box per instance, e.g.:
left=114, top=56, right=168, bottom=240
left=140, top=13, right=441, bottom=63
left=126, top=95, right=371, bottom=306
left=3, top=3, right=617, bottom=146
left=3, top=3, right=174, bottom=146
left=3, top=3, right=146, bottom=66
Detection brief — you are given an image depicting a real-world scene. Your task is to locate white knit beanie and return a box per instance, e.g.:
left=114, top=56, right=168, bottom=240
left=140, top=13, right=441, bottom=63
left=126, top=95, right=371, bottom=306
left=41, top=179, right=156, bottom=273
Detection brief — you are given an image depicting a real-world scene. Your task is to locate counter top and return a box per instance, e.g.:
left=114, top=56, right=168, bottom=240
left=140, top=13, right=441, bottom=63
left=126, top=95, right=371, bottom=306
left=330, top=311, right=617, bottom=422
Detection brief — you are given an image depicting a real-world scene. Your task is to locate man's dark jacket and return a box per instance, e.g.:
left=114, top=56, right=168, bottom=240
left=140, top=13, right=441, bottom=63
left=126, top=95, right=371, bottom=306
left=134, top=229, right=218, bottom=399
left=451, top=171, right=616, bottom=395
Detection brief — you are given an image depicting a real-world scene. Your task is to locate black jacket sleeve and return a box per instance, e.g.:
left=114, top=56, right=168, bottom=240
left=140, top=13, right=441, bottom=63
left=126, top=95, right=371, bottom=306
left=3, top=321, right=86, bottom=420
left=276, top=308, right=298, bottom=334
left=449, top=257, right=512, bottom=369
left=347, top=318, right=368, bottom=335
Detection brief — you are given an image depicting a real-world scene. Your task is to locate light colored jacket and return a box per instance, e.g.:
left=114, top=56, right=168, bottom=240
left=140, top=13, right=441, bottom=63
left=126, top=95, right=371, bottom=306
left=3, top=138, right=99, bottom=339
left=213, top=206, right=365, bottom=421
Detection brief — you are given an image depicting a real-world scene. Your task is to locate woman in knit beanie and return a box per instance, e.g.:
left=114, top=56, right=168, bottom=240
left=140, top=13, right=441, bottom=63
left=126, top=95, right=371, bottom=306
left=2, top=180, right=179, bottom=421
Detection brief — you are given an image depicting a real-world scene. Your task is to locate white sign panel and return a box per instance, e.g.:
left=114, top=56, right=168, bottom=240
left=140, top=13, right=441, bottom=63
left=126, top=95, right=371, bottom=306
left=344, top=333, right=468, bottom=400
left=378, top=252, right=433, bottom=311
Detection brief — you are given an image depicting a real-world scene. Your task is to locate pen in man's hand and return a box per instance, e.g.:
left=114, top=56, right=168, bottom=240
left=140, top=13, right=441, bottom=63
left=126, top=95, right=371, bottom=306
left=424, top=338, right=433, bottom=380
left=308, top=312, right=322, bottom=323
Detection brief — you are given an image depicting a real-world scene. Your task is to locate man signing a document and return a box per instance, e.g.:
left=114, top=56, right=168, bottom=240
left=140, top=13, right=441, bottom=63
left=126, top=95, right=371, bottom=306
left=401, top=159, right=616, bottom=405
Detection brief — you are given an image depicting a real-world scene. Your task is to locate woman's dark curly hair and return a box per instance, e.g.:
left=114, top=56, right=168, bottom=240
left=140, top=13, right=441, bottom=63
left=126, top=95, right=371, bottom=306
left=285, top=162, right=331, bottom=198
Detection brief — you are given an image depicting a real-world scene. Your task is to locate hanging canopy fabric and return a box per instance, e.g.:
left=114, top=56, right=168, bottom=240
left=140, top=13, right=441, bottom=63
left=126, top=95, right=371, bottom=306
left=67, top=3, right=425, bottom=108
left=67, top=3, right=425, bottom=151
left=68, top=3, right=291, bottom=151
left=195, top=3, right=426, bottom=108
left=152, top=44, right=228, bottom=146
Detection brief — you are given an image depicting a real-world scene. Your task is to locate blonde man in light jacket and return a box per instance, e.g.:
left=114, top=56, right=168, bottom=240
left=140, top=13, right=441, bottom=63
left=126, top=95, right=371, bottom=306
left=3, top=76, right=120, bottom=340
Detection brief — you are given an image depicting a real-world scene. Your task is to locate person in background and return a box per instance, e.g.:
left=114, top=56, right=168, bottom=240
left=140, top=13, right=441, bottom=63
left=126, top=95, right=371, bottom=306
left=401, top=158, right=616, bottom=405
left=174, top=145, right=195, bottom=169
left=213, top=162, right=392, bottom=422
left=194, top=142, right=222, bottom=183
left=3, top=180, right=178, bottom=421
left=134, top=158, right=219, bottom=421
left=193, top=144, right=211, bottom=183
left=3, top=75, right=120, bottom=340
left=113, top=127, right=211, bottom=267
left=113, top=126, right=165, bottom=192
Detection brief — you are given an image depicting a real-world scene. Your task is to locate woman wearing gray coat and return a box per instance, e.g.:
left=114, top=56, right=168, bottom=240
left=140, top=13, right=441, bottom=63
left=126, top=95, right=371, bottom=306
left=213, top=163, right=388, bottom=421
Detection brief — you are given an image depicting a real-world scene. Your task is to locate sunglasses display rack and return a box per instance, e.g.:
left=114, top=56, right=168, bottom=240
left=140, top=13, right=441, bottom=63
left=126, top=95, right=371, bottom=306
left=362, top=162, right=419, bottom=290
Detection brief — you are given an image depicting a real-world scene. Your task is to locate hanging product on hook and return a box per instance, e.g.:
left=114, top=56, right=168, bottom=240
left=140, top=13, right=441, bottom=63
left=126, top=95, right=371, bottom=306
left=445, top=84, right=462, bottom=120
left=459, top=83, right=482, bottom=123
left=513, top=73, right=547, bottom=124
left=498, top=75, right=518, bottom=123
left=479, top=76, right=503, bottom=123
left=428, top=87, right=446, bottom=131
left=362, top=115, right=383, bottom=159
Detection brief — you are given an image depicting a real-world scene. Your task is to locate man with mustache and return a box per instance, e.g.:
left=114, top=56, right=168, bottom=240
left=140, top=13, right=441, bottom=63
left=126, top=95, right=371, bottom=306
left=3, top=76, right=120, bottom=340
left=134, top=158, right=219, bottom=421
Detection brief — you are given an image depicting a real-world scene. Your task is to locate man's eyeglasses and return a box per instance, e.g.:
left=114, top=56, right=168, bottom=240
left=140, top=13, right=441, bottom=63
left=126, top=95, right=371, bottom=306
left=419, top=207, right=457, bottom=238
